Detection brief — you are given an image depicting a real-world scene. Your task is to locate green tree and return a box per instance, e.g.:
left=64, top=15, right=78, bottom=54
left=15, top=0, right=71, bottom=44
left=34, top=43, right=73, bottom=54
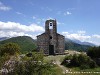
left=0, top=54, right=10, bottom=68
left=70, top=54, right=79, bottom=67
left=61, top=53, right=97, bottom=69
left=0, top=43, right=20, bottom=56
left=10, top=52, right=56, bottom=75
left=87, top=46, right=100, bottom=58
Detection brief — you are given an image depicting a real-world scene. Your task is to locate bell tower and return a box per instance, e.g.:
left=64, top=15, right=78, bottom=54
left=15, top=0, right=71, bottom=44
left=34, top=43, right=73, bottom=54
left=45, top=19, right=57, bottom=34
left=45, top=19, right=58, bottom=55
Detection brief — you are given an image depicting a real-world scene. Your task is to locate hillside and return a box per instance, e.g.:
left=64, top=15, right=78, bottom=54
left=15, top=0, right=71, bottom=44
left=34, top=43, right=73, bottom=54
left=0, top=37, right=9, bottom=41
left=0, top=36, right=37, bottom=53
left=65, top=38, right=91, bottom=52
left=72, top=39, right=95, bottom=46
left=0, top=36, right=92, bottom=53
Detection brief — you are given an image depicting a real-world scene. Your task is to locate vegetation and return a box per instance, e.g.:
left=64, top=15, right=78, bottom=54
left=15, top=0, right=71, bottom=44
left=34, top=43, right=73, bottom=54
left=87, top=46, right=100, bottom=66
left=0, top=54, right=10, bottom=68
left=0, top=43, right=20, bottom=69
left=0, top=36, right=100, bottom=75
left=0, top=36, right=37, bottom=53
left=0, top=43, right=20, bottom=56
left=7, top=52, right=63, bottom=75
left=61, top=54, right=97, bottom=69
left=65, top=38, right=91, bottom=52
left=0, top=36, right=92, bottom=53
left=68, top=67, right=100, bottom=75
left=87, top=46, right=100, bottom=58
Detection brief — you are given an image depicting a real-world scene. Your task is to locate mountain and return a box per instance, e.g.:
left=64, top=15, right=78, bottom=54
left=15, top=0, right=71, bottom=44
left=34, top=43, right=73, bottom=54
left=65, top=38, right=91, bottom=52
left=0, top=36, right=37, bottom=53
left=0, top=36, right=92, bottom=53
left=81, top=42, right=96, bottom=46
left=72, top=39, right=95, bottom=46
left=0, top=37, right=9, bottom=41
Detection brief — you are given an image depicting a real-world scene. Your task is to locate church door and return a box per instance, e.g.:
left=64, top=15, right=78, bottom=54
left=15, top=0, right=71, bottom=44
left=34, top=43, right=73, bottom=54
left=49, top=45, right=54, bottom=55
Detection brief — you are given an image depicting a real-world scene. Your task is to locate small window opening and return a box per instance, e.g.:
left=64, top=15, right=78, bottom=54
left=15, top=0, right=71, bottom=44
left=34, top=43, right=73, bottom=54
left=49, top=22, right=53, bottom=29
left=50, top=36, right=52, bottom=39
left=50, top=23, right=52, bottom=26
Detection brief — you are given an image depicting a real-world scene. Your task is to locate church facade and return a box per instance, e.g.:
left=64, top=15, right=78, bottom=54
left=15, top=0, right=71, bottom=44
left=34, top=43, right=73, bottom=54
left=37, top=19, right=65, bottom=55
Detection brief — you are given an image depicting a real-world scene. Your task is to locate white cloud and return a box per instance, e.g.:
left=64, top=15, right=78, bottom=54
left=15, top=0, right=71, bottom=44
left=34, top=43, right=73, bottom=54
left=67, top=8, right=76, bottom=10
left=0, top=21, right=44, bottom=32
left=41, top=7, right=52, bottom=12
left=0, top=31, right=37, bottom=39
left=46, top=17, right=55, bottom=20
left=62, top=31, right=91, bottom=42
left=46, top=7, right=52, bottom=11
left=77, top=31, right=86, bottom=34
left=64, top=11, right=72, bottom=16
left=16, top=12, right=26, bottom=17
left=62, top=31, right=100, bottom=45
left=32, top=16, right=36, bottom=19
left=0, top=21, right=44, bottom=39
left=32, top=17, right=55, bottom=25
left=57, top=21, right=65, bottom=25
left=16, top=12, right=23, bottom=15
left=0, top=1, right=11, bottom=11
left=57, top=11, right=72, bottom=16
left=92, top=34, right=100, bottom=39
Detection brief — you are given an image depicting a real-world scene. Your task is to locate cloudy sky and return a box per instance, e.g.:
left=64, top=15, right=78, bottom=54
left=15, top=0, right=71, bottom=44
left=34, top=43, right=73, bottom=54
left=0, top=0, right=100, bottom=45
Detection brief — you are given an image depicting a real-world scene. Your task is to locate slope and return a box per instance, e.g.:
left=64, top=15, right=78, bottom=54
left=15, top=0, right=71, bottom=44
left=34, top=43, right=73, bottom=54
left=0, top=36, right=37, bottom=53
left=65, top=38, right=91, bottom=52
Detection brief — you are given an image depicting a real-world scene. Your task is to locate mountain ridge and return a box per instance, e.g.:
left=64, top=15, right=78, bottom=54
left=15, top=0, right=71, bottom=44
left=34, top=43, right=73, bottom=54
left=65, top=38, right=91, bottom=51
left=0, top=36, right=37, bottom=53
left=71, top=39, right=95, bottom=46
left=0, top=37, right=9, bottom=41
left=0, top=36, right=94, bottom=53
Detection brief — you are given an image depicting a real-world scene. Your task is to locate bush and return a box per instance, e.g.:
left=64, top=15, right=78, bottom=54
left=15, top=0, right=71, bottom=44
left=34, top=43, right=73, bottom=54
left=0, top=53, right=10, bottom=68
left=70, top=54, right=79, bottom=67
left=89, top=60, right=97, bottom=68
left=80, top=64, right=90, bottom=70
left=8, top=52, right=58, bottom=75
left=61, top=53, right=97, bottom=69
left=87, top=46, right=100, bottom=58
left=0, top=43, right=20, bottom=56
left=61, top=54, right=73, bottom=67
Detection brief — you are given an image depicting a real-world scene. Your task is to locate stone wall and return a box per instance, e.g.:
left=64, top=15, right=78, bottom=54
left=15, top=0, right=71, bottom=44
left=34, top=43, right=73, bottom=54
left=57, top=34, right=65, bottom=54
left=37, top=19, right=65, bottom=55
left=37, top=33, right=49, bottom=55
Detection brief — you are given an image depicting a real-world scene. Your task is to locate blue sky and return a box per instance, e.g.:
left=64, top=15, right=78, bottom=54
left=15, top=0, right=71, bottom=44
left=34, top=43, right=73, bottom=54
left=0, top=0, right=100, bottom=45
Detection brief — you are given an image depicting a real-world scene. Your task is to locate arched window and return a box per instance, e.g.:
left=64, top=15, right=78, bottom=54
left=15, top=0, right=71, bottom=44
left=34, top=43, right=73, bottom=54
left=49, top=22, right=53, bottom=29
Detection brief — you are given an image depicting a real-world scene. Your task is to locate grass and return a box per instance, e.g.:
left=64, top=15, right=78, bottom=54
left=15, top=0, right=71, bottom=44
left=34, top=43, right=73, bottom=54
left=43, top=54, right=100, bottom=75
left=64, top=67, right=100, bottom=75
left=51, top=65, right=64, bottom=75
left=44, top=55, right=66, bottom=75
left=44, top=55, right=65, bottom=63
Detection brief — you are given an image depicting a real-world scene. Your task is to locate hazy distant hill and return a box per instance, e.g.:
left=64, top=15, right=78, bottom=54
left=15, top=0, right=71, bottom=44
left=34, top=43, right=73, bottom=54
left=72, top=39, right=95, bottom=46
left=0, top=36, right=92, bottom=53
left=65, top=38, right=91, bottom=52
left=0, top=36, right=36, bottom=53
left=0, top=37, right=9, bottom=41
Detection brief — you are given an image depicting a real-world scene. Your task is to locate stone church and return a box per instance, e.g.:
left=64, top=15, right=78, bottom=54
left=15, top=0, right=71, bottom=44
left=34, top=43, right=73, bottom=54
left=37, top=19, right=65, bottom=55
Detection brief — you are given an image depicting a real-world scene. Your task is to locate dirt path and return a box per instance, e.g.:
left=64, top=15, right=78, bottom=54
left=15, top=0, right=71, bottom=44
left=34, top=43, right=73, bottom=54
left=44, top=55, right=70, bottom=74
left=56, top=58, right=68, bottom=74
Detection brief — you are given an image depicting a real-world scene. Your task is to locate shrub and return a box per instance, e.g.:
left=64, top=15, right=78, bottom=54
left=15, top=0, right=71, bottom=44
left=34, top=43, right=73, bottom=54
left=61, top=53, right=97, bottom=69
left=8, top=52, right=59, bottom=75
left=0, top=43, right=20, bottom=56
left=87, top=46, right=100, bottom=58
left=80, top=64, right=90, bottom=70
